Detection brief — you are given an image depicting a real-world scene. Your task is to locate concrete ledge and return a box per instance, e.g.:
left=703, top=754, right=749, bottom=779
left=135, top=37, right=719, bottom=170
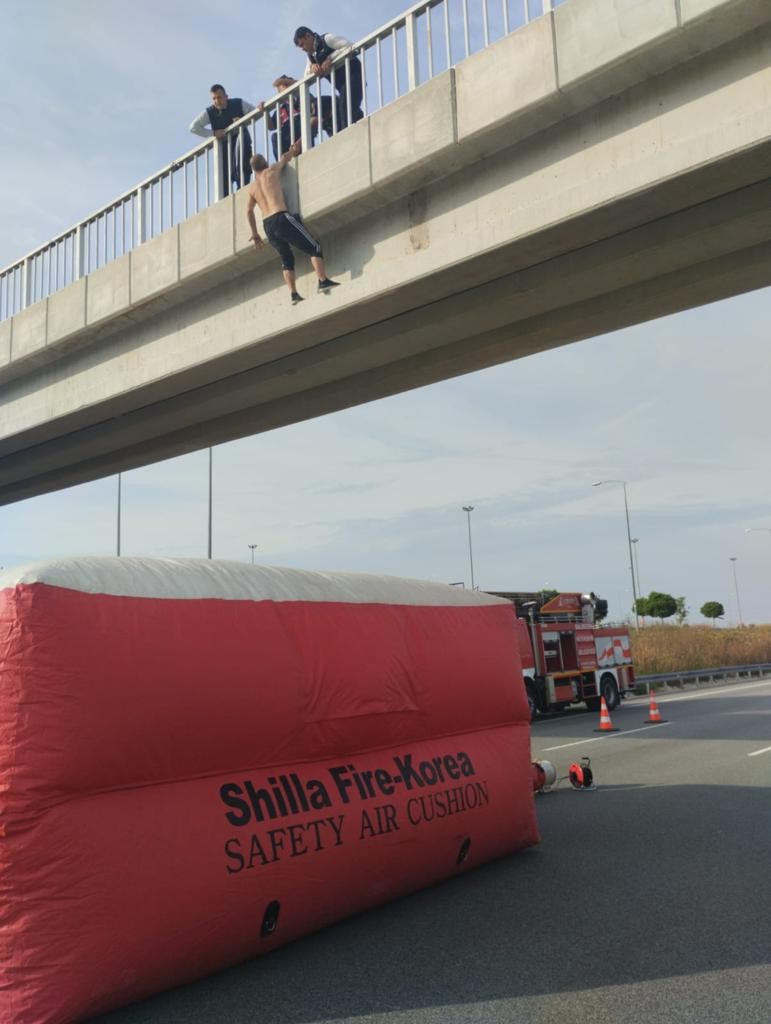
left=371, top=71, right=458, bottom=198
left=180, top=195, right=235, bottom=281
left=0, top=319, right=10, bottom=368
left=47, top=276, right=86, bottom=345
left=130, top=226, right=180, bottom=305
left=9, top=301, right=47, bottom=364
left=680, top=0, right=771, bottom=50
left=298, top=119, right=374, bottom=229
left=683, top=0, right=764, bottom=18
left=555, top=0, right=680, bottom=103
left=87, top=254, right=131, bottom=327
left=456, top=16, right=560, bottom=153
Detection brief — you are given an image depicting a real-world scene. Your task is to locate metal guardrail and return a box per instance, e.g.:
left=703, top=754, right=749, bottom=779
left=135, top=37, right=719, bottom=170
left=636, top=663, right=771, bottom=688
left=0, top=0, right=565, bottom=323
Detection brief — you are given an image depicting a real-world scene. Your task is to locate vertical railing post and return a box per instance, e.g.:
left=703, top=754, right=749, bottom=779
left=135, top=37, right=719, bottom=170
left=213, top=139, right=224, bottom=201
left=74, top=224, right=86, bottom=280
left=330, top=69, right=339, bottom=134
left=137, top=186, right=149, bottom=244
left=345, top=55, right=353, bottom=125
left=299, top=79, right=312, bottom=152
left=392, top=26, right=401, bottom=97
left=361, top=47, right=369, bottom=117
left=21, top=257, right=32, bottom=310
left=406, top=12, right=419, bottom=91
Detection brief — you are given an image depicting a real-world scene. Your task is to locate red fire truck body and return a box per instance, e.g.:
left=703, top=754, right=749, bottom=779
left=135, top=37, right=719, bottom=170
left=488, top=591, right=636, bottom=718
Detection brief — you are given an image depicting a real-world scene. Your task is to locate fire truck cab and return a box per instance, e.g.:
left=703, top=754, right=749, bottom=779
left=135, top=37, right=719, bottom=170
left=487, top=591, right=636, bottom=719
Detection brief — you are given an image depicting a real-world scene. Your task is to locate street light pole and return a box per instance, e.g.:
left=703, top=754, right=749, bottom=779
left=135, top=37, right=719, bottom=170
left=631, top=537, right=641, bottom=601
left=116, top=472, right=122, bottom=557
left=462, top=505, right=475, bottom=590
left=729, top=556, right=743, bottom=627
left=593, top=480, right=639, bottom=628
left=248, top=544, right=258, bottom=564
left=207, top=448, right=213, bottom=560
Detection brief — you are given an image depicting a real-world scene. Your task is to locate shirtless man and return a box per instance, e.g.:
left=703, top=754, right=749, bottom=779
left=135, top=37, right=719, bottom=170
left=246, top=142, right=339, bottom=305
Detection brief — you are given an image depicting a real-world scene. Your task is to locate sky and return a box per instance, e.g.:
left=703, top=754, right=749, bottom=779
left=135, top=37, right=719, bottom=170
left=1, top=0, right=770, bottom=626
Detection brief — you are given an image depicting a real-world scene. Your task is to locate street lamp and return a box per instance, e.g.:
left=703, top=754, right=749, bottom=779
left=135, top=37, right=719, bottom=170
left=729, top=556, right=743, bottom=627
left=248, top=544, right=258, bottom=564
left=461, top=505, right=475, bottom=590
left=592, top=480, right=639, bottom=628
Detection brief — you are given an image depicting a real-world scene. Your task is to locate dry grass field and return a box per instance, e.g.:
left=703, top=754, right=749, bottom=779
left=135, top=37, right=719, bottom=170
left=630, top=624, right=771, bottom=676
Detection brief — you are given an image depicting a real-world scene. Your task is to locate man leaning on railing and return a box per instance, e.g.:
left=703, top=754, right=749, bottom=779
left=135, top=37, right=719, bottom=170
left=189, top=84, right=254, bottom=195
left=294, top=26, right=364, bottom=131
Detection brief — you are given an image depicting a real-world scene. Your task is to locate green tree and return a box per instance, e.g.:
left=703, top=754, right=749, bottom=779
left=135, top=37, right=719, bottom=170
left=645, top=591, right=678, bottom=623
left=674, top=596, right=689, bottom=625
left=700, top=601, right=725, bottom=626
left=634, top=596, right=650, bottom=619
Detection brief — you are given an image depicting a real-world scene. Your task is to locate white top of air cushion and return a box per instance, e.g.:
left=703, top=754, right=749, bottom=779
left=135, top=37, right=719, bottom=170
left=0, top=556, right=508, bottom=607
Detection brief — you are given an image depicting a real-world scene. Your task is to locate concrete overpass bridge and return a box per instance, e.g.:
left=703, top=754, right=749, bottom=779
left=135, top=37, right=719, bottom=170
left=1, top=0, right=769, bottom=504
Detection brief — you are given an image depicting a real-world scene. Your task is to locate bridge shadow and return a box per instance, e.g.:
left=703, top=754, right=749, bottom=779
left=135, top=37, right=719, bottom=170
left=90, top=780, right=771, bottom=1023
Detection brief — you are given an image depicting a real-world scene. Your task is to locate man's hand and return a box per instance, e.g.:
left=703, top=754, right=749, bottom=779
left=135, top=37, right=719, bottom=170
left=320, top=58, right=332, bottom=75
left=252, top=236, right=264, bottom=250
left=214, top=129, right=226, bottom=140
left=310, top=62, right=324, bottom=76
left=291, top=140, right=302, bottom=157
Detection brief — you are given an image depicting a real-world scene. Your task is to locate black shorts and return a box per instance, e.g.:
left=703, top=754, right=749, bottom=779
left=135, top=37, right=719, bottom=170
left=263, top=212, right=322, bottom=271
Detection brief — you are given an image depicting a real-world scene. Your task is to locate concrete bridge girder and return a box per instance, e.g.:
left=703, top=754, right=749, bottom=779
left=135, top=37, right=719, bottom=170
left=0, top=0, right=770, bottom=503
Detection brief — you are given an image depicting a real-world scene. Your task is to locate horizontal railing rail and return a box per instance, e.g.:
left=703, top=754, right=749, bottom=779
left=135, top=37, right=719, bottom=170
left=0, top=0, right=563, bottom=324
left=636, top=663, right=771, bottom=688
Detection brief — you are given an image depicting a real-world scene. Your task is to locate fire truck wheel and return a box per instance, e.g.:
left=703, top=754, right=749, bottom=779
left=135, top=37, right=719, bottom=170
left=600, top=674, right=620, bottom=710
left=525, top=680, right=539, bottom=721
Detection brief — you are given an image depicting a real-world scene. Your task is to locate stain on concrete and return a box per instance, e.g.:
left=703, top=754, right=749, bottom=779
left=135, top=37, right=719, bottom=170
left=408, top=189, right=430, bottom=251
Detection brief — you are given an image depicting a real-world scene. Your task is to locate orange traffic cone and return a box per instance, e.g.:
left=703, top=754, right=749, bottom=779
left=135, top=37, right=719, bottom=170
left=646, top=689, right=668, bottom=724
left=594, top=696, right=620, bottom=733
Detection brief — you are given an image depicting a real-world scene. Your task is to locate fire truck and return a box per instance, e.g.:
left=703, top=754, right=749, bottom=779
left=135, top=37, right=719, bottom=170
left=487, top=591, right=636, bottom=719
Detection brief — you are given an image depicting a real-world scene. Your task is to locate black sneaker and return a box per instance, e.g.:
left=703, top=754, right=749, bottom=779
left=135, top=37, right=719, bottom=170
left=290, top=291, right=304, bottom=305
left=317, top=278, right=340, bottom=294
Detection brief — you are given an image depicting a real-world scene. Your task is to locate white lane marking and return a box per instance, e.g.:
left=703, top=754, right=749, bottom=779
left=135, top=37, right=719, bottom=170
left=747, top=744, right=771, bottom=758
left=540, top=722, right=672, bottom=752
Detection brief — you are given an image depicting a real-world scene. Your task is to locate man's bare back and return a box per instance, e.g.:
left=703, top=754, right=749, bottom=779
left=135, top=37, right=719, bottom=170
left=246, top=140, right=300, bottom=220
left=247, top=165, right=287, bottom=218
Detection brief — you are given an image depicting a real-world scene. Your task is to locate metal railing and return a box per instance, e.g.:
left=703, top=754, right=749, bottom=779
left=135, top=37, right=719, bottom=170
left=636, top=663, right=771, bottom=689
left=0, top=0, right=565, bottom=324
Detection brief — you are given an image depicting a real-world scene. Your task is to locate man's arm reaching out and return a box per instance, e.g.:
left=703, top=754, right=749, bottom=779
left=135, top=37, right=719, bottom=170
left=278, top=139, right=302, bottom=167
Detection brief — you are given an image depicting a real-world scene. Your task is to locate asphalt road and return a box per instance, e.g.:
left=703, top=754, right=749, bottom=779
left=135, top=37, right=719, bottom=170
left=92, top=678, right=771, bottom=1024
